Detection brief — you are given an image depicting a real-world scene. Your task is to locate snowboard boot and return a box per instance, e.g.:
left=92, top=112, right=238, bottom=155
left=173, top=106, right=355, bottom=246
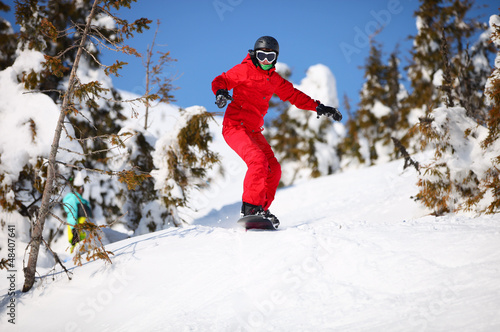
left=264, top=210, right=280, bottom=229
left=241, top=202, right=280, bottom=229
left=240, top=202, right=265, bottom=218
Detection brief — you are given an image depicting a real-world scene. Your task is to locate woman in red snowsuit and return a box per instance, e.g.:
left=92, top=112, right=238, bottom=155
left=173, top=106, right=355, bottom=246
left=212, top=36, right=342, bottom=228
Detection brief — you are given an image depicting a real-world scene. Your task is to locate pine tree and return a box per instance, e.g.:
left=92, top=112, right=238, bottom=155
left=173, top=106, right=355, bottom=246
left=151, top=107, right=220, bottom=230
left=387, top=50, right=415, bottom=152
left=405, top=0, right=444, bottom=113
left=409, top=1, right=498, bottom=215
left=445, top=0, right=493, bottom=124
left=340, top=42, right=406, bottom=166
left=414, top=106, right=485, bottom=215
left=481, top=14, right=500, bottom=213
left=357, top=41, right=387, bottom=164
left=105, top=128, right=157, bottom=233
left=406, top=0, right=492, bottom=121
left=338, top=94, right=364, bottom=165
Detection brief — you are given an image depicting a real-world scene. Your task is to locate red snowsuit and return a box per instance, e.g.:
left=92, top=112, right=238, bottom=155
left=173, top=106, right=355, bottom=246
left=212, top=54, right=320, bottom=210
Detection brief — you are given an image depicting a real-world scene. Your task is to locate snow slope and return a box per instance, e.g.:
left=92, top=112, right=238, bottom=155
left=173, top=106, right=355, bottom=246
left=1, top=150, right=500, bottom=331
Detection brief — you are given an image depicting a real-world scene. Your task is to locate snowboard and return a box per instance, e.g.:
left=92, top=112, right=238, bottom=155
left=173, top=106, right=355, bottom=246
left=237, top=215, right=276, bottom=231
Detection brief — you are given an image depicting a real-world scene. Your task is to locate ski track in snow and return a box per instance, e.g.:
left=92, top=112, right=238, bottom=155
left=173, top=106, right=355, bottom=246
left=1, top=160, right=500, bottom=331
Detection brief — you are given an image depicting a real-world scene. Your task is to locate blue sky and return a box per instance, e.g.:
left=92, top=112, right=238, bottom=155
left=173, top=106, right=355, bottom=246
left=3, top=0, right=497, bottom=118
left=114, top=0, right=424, bottom=113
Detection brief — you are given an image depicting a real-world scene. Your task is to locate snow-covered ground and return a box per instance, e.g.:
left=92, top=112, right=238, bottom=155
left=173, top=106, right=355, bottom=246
left=1, top=127, right=499, bottom=330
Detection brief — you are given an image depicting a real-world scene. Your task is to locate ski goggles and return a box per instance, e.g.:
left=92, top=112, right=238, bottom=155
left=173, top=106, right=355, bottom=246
left=256, top=50, right=277, bottom=63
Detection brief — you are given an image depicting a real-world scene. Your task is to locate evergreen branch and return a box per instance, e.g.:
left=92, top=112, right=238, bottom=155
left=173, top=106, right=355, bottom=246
left=72, top=19, right=86, bottom=35
left=54, top=160, right=150, bottom=178
left=64, top=100, right=99, bottom=132
left=87, top=33, right=119, bottom=53
left=87, top=22, right=125, bottom=50
left=97, top=5, right=125, bottom=26
left=105, top=212, right=128, bottom=229
left=65, top=132, right=134, bottom=143
left=55, top=26, right=79, bottom=39
left=95, top=93, right=159, bottom=119
left=54, top=161, right=113, bottom=177
left=88, top=22, right=142, bottom=57
left=88, top=24, right=121, bottom=41
left=110, top=94, right=159, bottom=104
left=72, top=221, right=114, bottom=267
left=81, top=45, right=107, bottom=68
left=57, top=132, right=136, bottom=156
left=54, top=44, right=80, bottom=59
left=57, top=145, right=121, bottom=157
left=0, top=258, right=9, bottom=270
left=117, top=168, right=152, bottom=190
left=61, top=120, right=72, bottom=139
left=22, top=89, right=64, bottom=97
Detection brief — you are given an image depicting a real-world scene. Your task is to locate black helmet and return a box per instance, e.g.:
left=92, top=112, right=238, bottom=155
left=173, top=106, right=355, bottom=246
left=254, top=36, right=279, bottom=54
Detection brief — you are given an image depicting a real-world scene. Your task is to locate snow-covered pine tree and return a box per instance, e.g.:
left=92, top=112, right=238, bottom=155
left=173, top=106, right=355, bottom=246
left=405, top=0, right=444, bottom=116
left=150, top=107, right=219, bottom=232
left=267, top=64, right=342, bottom=186
left=340, top=42, right=406, bottom=166
left=414, top=106, right=486, bottom=215
left=444, top=0, right=493, bottom=124
left=106, top=127, right=157, bottom=234
left=413, top=4, right=497, bottom=215
left=350, top=41, right=386, bottom=165
left=406, top=0, right=493, bottom=133
left=481, top=14, right=500, bottom=214
left=387, top=50, right=415, bottom=152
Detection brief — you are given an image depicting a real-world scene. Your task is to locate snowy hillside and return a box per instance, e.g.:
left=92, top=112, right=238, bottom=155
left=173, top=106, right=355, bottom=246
left=1, top=4, right=499, bottom=330
left=1, top=136, right=499, bottom=330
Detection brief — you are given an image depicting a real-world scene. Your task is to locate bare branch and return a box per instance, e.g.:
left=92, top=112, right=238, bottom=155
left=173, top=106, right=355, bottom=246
left=391, top=137, right=420, bottom=173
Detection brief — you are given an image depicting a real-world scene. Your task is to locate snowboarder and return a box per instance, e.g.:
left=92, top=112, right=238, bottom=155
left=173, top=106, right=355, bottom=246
left=212, top=36, right=342, bottom=228
left=63, top=172, right=92, bottom=252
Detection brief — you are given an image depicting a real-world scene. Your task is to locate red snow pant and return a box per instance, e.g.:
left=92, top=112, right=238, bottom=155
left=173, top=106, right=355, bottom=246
left=222, top=125, right=281, bottom=210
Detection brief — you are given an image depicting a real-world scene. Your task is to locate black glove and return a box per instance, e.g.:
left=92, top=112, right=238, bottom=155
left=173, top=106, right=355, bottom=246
left=215, top=89, right=233, bottom=108
left=316, top=104, right=342, bottom=121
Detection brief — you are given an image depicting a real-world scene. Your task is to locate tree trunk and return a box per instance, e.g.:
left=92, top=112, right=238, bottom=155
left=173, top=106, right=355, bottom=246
left=22, top=0, right=100, bottom=293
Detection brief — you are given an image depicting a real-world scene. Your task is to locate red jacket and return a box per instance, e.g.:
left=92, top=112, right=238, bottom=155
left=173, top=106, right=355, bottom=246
left=212, top=54, right=320, bottom=131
